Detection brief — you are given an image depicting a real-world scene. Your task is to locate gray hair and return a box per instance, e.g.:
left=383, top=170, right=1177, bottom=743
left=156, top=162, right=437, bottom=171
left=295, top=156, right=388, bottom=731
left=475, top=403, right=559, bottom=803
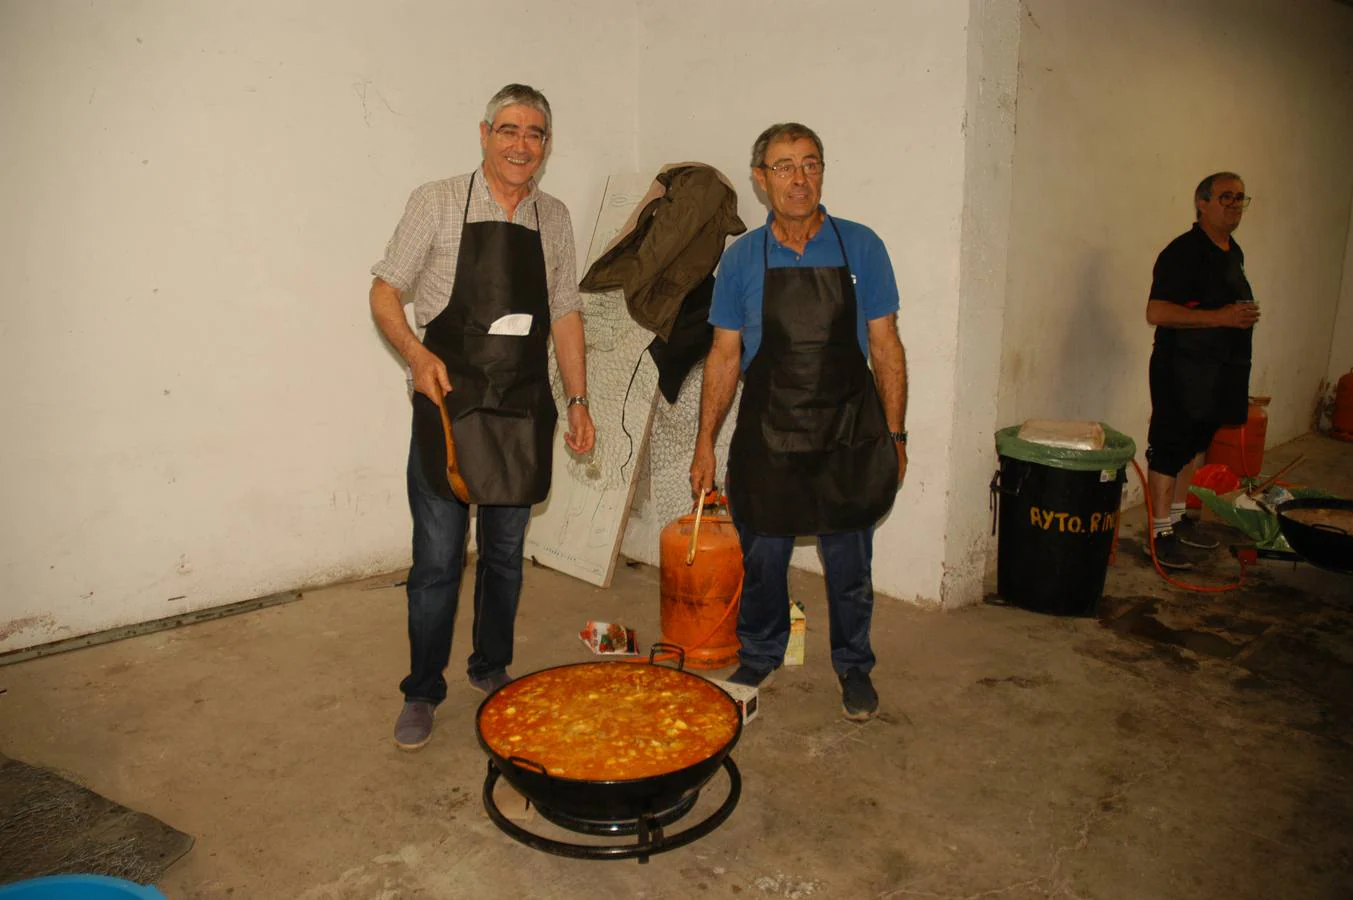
left=483, top=83, right=552, bottom=137
left=1194, top=171, right=1242, bottom=220
left=750, top=122, right=824, bottom=169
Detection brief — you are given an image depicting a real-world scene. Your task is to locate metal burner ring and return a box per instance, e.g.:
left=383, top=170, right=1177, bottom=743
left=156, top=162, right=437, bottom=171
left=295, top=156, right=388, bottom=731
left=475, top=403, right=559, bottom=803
left=481, top=757, right=741, bottom=862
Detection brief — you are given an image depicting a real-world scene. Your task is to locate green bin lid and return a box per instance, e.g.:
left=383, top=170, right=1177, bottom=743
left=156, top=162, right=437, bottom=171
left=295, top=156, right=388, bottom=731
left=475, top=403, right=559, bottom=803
left=995, top=423, right=1136, bottom=472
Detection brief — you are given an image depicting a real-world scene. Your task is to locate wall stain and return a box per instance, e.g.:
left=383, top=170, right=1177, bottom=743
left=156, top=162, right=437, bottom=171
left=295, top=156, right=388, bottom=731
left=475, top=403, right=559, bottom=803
left=0, top=614, right=58, bottom=643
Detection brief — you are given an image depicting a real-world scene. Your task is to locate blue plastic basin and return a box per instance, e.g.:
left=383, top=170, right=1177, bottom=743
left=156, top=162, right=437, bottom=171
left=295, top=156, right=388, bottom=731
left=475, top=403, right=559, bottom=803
left=0, top=875, right=165, bottom=899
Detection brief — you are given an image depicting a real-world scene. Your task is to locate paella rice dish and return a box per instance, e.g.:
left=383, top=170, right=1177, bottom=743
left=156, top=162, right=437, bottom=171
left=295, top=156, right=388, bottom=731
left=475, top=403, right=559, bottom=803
left=479, top=664, right=739, bottom=781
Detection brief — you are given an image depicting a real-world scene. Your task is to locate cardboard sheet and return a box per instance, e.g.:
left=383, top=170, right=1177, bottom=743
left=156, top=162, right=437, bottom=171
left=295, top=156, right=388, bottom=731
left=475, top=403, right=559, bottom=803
left=524, top=173, right=659, bottom=586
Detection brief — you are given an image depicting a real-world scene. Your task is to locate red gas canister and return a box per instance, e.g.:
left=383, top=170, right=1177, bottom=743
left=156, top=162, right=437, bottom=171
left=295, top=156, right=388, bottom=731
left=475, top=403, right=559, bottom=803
left=1333, top=370, right=1353, bottom=443
left=1206, top=396, right=1268, bottom=478
left=659, top=494, right=742, bottom=669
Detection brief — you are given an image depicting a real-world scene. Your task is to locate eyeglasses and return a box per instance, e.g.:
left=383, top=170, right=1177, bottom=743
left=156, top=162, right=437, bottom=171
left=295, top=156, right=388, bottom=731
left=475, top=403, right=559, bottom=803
left=492, top=124, right=548, bottom=148
left=760, top=160, right=825, bottom=180
left=1217, top=192, right=1252, bottom=209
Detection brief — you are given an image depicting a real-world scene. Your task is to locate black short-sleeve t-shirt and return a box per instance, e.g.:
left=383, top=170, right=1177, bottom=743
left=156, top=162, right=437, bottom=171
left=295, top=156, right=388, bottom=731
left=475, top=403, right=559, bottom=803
left=1150, top=223, right=1253, bottom=363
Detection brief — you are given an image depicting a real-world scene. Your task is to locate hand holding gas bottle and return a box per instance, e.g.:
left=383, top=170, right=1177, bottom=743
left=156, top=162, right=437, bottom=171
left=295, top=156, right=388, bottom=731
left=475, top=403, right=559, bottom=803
left=690, top=441, right=717, bottom=499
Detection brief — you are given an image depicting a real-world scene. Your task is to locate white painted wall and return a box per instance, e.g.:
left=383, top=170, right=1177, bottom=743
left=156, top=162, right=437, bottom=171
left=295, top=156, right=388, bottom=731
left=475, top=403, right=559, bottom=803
left=633, top=0, right=973, bottom=604
left=15, top=1, right=1347, bottom=649
left=942, top=0, right=1022, bottom=606
left=998, top=0, right=1353, bottom=504
left=0, top=0, right=638, bottom=651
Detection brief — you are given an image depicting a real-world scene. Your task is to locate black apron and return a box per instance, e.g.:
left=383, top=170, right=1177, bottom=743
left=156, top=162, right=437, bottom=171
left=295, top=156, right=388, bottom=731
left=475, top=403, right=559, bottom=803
left=727, top=218, right=898, bottom=535
left=1166, top=242, right=1254, bottom=426
left=411, top=172, right=557, bottom=505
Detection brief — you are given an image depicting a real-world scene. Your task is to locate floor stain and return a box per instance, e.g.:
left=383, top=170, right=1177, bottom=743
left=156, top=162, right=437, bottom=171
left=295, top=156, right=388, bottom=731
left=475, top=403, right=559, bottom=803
left=1105, top=599, right=1247, bottom=660
left=976, top=674, right=1047, bottom=688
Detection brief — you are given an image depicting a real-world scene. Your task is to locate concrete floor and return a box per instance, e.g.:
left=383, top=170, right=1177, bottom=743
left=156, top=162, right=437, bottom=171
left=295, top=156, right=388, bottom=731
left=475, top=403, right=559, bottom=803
left=1, top=433, right=1350, bottom=899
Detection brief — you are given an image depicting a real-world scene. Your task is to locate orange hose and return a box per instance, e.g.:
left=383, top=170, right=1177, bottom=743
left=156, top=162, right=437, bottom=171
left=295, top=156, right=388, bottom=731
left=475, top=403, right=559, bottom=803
left=1131, top=458, right=1246, bottom=592
left=1238, top=420, right=1252, bottom=479
left=621, top=571, right=744, bottom=667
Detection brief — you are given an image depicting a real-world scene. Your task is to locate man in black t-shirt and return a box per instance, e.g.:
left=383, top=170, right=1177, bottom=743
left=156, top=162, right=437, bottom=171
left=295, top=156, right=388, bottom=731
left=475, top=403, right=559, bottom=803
left=1145, top=172, right=1260, bottom=569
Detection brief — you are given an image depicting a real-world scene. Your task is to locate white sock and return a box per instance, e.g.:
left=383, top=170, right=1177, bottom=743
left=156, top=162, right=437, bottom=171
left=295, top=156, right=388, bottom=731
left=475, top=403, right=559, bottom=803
left=1169, top=502, right=1186, bottom=525
left=1151, top=517, right=1173, bottom=537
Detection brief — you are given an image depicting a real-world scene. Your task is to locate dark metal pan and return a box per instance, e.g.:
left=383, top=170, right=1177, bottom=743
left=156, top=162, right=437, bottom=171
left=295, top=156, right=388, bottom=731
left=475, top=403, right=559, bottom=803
left=475, top=646, right=742, bottom=823
left=1276, top=498, right=1353, bottom=575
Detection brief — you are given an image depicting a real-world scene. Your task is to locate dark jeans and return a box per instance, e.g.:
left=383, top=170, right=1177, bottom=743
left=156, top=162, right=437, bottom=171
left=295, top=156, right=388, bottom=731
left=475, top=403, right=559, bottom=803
left=400, top=436, right=530, bottom=705
left=732, top=520, right=877, bottom=677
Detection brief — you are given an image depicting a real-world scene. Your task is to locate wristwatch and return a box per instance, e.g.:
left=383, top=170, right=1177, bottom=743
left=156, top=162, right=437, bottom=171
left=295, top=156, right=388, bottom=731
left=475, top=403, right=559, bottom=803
left=889, top=430, right=908, bottom=444
left=567, top=395, right=589, bottom=409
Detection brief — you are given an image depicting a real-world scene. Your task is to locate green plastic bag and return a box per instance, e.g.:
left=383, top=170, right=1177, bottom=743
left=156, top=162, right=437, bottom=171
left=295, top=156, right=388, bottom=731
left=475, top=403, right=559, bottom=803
left=995, top=424, right=1137, bottom=473
left=1189, top=487, right=1286, bottom=549
left=1189, top=485, right=1339, bottom=551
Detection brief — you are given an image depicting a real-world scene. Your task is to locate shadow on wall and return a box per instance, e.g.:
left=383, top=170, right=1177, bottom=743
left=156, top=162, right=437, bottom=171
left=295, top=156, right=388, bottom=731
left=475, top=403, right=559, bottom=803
left=1054, top=249, right=1139, bottom=426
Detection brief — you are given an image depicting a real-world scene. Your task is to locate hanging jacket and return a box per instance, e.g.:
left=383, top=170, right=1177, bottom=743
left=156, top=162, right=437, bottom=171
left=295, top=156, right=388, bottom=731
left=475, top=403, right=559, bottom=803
left=647, top=272, right=716, bottom=403
left=580, top=163, right=746, bottom=341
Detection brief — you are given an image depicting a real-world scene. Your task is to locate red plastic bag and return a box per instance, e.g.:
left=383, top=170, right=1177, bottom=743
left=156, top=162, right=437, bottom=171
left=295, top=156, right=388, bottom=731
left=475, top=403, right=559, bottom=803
left=1186, top=462, right=1241, bottom=509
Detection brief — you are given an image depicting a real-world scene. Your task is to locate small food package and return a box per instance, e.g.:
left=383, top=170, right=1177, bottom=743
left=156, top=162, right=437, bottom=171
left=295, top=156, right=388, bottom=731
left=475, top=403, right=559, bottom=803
left=709, top=678, right=760, bottom=725
left=1016, top=419, right=1106, bottom=451
left=579, top=620, right=638, bottom=655
left=784, top=599, right=806, bottom=667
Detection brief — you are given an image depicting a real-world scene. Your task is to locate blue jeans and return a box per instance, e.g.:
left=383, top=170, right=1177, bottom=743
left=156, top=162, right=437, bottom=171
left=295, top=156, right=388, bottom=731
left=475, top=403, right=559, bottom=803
left=400, top=436, right=531, bottom=705
left=733, top=521, right=877, bottom=677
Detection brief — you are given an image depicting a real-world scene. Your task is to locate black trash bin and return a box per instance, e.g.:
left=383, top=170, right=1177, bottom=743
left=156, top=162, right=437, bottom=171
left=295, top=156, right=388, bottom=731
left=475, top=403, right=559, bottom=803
left=991, top=425, right=1136, bottom=616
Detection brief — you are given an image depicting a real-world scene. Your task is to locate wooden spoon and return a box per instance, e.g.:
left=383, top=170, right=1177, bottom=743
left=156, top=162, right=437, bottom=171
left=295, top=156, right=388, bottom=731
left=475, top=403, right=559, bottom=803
left=687, top=489, right=707, bottom=566
left=436, top=397, right=471, bottom=504
left=1246, top=454, right=1304, bottom=500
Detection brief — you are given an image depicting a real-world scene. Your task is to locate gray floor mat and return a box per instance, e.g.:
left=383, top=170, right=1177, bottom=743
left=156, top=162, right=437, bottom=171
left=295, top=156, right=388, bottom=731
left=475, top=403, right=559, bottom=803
left=0, top=753, right=193, bottom=885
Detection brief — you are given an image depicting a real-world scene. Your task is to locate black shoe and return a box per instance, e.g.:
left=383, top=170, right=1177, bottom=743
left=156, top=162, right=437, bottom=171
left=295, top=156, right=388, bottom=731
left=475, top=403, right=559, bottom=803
left=469, top=670, right=513, bottom=695
left=839, top=668, right=879, bottom=721
left=1172, top=516, right=1219, bottom=550
left=1148, top=531, right=1194, bottom=570
left=726, top=665, right=775, bottom=688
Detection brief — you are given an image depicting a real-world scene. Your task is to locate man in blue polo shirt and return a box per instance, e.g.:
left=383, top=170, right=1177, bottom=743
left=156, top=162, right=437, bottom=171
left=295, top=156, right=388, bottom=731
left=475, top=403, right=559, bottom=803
left=689, top=122, right=908, bottom=722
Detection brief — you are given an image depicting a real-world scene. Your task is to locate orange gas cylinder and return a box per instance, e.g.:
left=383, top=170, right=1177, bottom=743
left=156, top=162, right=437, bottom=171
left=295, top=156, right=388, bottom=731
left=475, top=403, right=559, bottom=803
left=1205, top=396, right=1268, bottom=479
left=659, top=494, right=742, bottom=670
left=1333, top=370, right=1353, bottom=443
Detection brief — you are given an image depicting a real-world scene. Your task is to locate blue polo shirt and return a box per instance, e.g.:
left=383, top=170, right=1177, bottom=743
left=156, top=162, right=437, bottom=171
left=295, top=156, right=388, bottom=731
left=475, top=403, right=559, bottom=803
left=709, top=207, right=900, bottom=370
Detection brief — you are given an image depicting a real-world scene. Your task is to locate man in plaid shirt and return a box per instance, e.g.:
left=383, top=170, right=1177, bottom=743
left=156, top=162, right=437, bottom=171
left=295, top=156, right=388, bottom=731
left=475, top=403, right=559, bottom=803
left=369, top=84, right=594, bottom=751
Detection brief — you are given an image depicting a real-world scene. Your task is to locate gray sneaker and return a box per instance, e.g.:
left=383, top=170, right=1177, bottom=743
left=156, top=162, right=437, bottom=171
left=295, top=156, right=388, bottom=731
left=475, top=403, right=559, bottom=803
left=393, top=701, right=434, bottom=751
left=469, top=670, right=513, bottom=695
left=1172, top=516, right=1220, bottom=550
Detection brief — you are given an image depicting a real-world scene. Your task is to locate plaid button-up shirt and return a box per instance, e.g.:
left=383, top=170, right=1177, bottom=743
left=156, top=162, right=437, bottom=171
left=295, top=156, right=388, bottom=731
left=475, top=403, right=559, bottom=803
left=372, top=167, right=581, bottom=327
